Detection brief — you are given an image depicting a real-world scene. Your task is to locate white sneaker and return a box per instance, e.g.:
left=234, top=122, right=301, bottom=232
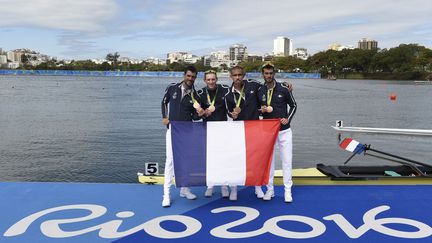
left=284, top=191, right=293, bottom=203
left=255, top=186, right=264, bottom=199
left=162, top=195, right=171, bottom=207
left=229, top=186, right=237, bottom=201
left=263, top=189, right=274, bottom=201
left=205, top=187, right=213, bottom=197
left=221, top=186, right=229, bottom=198
left=180, top=187, right=197, bottom=200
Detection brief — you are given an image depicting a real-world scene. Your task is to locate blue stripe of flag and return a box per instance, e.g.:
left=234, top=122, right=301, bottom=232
left=171, top=121, right=207, bottom=187
left=354, top=143, right=365, bottom=154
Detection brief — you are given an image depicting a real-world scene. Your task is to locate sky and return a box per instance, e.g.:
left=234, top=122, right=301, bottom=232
left=0, top=0, right=431, bottom=60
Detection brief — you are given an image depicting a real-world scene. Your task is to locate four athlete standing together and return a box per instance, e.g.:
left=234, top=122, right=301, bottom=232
left=161, top=63, right=296, bottom=207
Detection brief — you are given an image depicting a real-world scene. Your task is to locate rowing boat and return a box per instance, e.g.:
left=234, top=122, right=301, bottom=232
left=138, top=166, right=432, bottom=186
left=332, top=125, right=432, bottom=136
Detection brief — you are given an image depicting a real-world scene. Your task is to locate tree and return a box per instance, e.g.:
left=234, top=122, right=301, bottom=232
left=239, top=60, right=263, bottom=72
left=272, top=56, right=305, bottom=72
left=106, top=52, right=120, bottom=69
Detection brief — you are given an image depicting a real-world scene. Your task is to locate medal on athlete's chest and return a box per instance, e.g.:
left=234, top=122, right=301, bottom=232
left=266, top=88, right=274, bottom=113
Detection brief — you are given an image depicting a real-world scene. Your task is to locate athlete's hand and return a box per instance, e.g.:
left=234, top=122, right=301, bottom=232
left=231, top=111, right=239, bottom=120
left=280, top=118, right=289, bottom=125
left=205, top=109, right=212, bottom=117
left=197, top=108, right=205, bottom=117
left=162, top=118, right=170, bottom=125
left=260, top=105, right=267, bottom=113
left=283, top=82, right=293, bottom=92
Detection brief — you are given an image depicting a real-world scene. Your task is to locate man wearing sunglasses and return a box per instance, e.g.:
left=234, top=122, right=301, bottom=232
left=197, top=70, right=231, bottom=198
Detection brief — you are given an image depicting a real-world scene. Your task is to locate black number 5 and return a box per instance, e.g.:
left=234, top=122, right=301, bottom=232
left=145, top=163, right=159, bottom=175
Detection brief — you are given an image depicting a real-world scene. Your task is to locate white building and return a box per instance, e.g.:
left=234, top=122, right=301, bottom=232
left=328, top=43, right=355, bottom=51
left=167, top=52, right=186, bottom=63
left=358, top=38, right=378, bottom=50
left=229, top=44, right=248, bottom=63
left=273, top=36, right=293, bottom=57
left=7, top=51, right=18, bottom=62
left=293, top=48, right=309, bottom=60
left=166, top=52, right=199, bottom=64
left=91, top=59, right=107, bottom=64
left=210, top=51, right=229, bottom=61
left=7, top=62, right=20, bottom=69
left=0, top=55, right=7, bottom=64
left=145, top=57, right=166, bottom=65
left=183, top=53, right=199, bottom=64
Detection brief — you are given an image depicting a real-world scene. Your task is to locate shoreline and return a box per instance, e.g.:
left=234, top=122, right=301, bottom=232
left=0, top=69, right=321, bottom=79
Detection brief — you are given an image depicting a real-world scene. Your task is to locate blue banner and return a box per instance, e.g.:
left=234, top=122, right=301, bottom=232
left=1, top=182, right=431, bottom=243
left=0, top=69, right=321, bottom=79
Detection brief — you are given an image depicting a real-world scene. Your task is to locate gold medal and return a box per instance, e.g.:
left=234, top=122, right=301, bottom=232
left=193, top=102, right=201, bottom=109
left=206, top=87, right=218, bottom=113
left=234, top=107, right=241, bottom=113
left=266, top=87, right=274, bottom=113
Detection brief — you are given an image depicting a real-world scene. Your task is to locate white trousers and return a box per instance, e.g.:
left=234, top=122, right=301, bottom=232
left=163, top=127, right=174, bottom=195
left=267, top=128, right=293, bottom=192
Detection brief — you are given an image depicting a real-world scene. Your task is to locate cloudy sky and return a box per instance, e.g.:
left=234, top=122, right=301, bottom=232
left=0, top=0, right=431, bottom=60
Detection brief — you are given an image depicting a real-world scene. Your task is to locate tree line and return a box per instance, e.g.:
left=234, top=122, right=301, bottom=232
left=19, top=44, right=432, bottom=80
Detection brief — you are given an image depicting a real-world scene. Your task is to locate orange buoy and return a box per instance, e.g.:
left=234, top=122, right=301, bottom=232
left=390, top=93, right=397, bottom=101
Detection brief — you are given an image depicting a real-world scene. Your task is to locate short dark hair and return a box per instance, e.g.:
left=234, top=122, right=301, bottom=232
left=229, top=66, right=245, bottom=75
left=184, top=65, right=197, bottom=75
left=261, top=62, right=275, bottom=73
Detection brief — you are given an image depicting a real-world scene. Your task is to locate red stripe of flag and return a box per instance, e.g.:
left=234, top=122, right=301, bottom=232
left=339, top=138, right=353, bottom=150
left=244, top=119, right=280, bottom=186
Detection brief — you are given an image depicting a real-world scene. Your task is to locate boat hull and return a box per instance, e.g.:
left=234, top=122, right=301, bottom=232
left=332, top=125, right=432, bottom=136
left=139, top=167, right=432, bottom=186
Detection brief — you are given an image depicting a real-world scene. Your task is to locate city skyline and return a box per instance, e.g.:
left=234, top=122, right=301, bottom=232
left=0, top=0, right=431, bottom=60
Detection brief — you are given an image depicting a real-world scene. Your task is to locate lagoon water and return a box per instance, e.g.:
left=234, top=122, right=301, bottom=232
left=1, top=75, right=431, bottom=183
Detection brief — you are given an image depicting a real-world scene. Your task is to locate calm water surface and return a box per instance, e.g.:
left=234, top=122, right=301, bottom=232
left=0, top=75, right=431, bottom=183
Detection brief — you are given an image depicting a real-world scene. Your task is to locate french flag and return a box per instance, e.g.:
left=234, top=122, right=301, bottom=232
left=171, top=120, right=280, bottom=187
left=339, top=138, right=365, bottom=154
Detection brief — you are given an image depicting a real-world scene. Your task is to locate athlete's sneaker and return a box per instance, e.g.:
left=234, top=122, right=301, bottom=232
left=221, top=186, right=229, bottom=198
left=255, top=186, right=264, bottom=199
left=205, top=187, right=213, bottom=197
left=180, top=187, right=197, bottom=200
left=263, top=189, right=274, bottom=201
left=229, top=186, right=237, bottom=201
left=162, top=195, right=171, bottom=207
left=284, top=191, right=293, bottom=203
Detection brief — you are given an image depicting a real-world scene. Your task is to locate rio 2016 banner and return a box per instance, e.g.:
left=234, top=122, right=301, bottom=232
left=0, top=182, right=431, bottom=243
left=4, top=204, right=431, bottom=241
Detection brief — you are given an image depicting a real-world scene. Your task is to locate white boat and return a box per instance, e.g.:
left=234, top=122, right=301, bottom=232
left=414, top=80, right=432, bottom=84
left=332, top=125, right=432, bottom=136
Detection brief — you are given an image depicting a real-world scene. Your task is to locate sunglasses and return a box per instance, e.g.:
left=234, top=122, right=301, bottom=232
left=204, top=70, right=217, bottom=74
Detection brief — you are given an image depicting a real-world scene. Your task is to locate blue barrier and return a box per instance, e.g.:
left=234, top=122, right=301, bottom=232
left=0, top=69, right=321, bottom=79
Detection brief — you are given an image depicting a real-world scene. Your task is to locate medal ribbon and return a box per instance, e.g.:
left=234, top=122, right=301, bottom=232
left=206, top=86, right=218, bottom=107
left=190, top=91, right=198, bottom=104
left=267, top=88, right=274, bottom=106
left=233, top=85, right=244, bottom=108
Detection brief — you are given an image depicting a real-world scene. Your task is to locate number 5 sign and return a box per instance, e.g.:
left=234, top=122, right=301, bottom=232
left=144, top=163, right=159, bottom=175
